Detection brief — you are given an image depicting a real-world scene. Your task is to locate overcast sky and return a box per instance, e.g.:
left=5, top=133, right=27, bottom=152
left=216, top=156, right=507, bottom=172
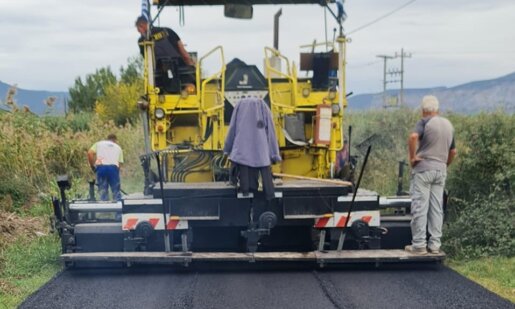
left=1, top=0, right=514, bottom=94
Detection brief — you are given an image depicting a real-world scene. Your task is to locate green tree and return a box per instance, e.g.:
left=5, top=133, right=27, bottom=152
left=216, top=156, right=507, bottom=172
left=95, top=79, right=143, bottom=125
left=120, top=56, right=143, bottom=85
left=68, top=67, right=116, bottom=112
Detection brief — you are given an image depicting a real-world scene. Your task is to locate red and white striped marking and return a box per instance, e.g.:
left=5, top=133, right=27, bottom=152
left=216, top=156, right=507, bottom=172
left=314, top=211, right=380, bottom=228
left=122, top=213, right=188, bottom=231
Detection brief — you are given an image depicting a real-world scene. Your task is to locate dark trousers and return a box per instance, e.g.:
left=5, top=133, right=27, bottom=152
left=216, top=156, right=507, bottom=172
left=230, top=163, right=275, bottom=200
left=96, top=165, right=121, bottom=201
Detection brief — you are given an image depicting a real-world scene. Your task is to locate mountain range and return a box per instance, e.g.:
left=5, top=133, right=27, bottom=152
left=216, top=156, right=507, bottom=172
left=0, top=81, right=68, bottom=115
left=1, top=71, right=514, bottom=115
left=347, top=72, right=515, bottom=113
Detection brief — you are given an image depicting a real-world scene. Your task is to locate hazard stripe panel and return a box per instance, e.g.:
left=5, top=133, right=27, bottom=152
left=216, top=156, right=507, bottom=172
left=314, top=210, right=380, bottom=228
left=314, top=217, right=331, bottom=228
left=123, top=218, right=138, bottom=230
left=122, top=213, right=188, bottom=230
left=148, top=218, right=160, bottom=228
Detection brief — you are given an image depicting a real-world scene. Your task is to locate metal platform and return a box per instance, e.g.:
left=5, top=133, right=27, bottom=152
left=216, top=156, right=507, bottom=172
left=61, top=250, right=444, bottom=265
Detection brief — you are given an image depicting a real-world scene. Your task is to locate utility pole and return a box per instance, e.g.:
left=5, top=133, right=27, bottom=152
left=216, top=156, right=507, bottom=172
left=395, top=48, right=412, bottom=106
left=376, top=55, right=395, bottom=107
left=376, top=49, right=411, bottom=108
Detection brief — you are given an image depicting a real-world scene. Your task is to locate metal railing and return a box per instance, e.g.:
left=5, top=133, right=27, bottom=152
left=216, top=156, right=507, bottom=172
left=264, top=47, right=298, bottom=111
left=197, top=46, right=226, bottom=112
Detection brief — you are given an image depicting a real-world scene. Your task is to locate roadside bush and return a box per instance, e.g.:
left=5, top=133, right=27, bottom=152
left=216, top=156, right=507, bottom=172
left=0, top=177, right=35, bottom=211
left=446, top=112, right=514, bottom=199
left=443, top=112, right=514, bottom=258
left=42, top=112, right=95, bottom=133
left=443, top=191, right=514, bottom=258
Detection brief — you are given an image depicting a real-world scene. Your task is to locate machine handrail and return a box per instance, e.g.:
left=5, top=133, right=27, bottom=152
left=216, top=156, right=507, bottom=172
left=198, top=46, right=226, bottom=111
left=264, top=47, right=298, bottom=109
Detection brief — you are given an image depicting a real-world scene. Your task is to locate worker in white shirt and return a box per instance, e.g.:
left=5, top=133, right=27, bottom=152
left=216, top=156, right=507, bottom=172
left=87, top=134, right=124, bottom=201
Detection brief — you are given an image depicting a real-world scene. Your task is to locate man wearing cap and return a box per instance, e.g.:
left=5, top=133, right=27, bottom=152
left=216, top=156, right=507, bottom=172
left=405, top=95, right=457, bottom=255
left=87, top=134, right=124, bottom=201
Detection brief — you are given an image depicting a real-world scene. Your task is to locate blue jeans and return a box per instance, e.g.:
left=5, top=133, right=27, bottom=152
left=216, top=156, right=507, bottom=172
left=96, top=165, right=121, bottom=201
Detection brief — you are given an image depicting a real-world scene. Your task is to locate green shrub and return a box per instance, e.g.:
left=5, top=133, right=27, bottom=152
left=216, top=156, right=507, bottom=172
left=447, top=112, right=514, bottom=199
left=0, top=177, right=35, bottom=211
left=441, top=112, right=514, bottom=258
left=443, top=191, right=514, bottom=258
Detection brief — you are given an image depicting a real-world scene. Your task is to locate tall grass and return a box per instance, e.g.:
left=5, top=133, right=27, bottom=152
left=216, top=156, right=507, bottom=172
left=0, top=112, right=145, bottom=212
left=346, top=107, right=420, bottom=195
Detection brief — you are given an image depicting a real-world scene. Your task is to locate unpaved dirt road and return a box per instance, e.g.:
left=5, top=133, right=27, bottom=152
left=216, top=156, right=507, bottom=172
left=20, top=264, right=513, bottom=309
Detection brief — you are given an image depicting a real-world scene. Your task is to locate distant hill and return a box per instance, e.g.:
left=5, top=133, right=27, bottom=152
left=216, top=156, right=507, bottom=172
left=348, top=72, right=515, bottom=113
left=2, top=71, right=514, bottom=115
left=0, top=81, right=68, bottom=115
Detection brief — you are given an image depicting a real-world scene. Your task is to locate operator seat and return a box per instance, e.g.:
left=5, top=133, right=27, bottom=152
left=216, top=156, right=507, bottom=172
left=155, top=57, right=196, bottom=94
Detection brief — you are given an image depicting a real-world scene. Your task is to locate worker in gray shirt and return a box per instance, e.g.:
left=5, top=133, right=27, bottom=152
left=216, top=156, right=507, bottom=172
left=405, top=95, right=457, bottom=255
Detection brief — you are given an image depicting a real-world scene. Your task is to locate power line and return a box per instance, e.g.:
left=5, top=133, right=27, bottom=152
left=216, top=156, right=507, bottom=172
left=413, top=51, right=515, bottom=55
left=347, top=0, right=417, bottom=35
left=347, top=60, right=382, bottom=68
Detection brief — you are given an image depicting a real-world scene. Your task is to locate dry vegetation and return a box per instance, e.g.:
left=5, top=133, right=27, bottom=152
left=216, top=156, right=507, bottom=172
left=0, top=213, right=47, bottom=249
left=0, top=112, right=144, bottom=214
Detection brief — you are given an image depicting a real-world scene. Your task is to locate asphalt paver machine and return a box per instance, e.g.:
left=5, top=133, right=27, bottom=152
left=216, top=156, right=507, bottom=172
left=54, top=0, right=444, bottom=267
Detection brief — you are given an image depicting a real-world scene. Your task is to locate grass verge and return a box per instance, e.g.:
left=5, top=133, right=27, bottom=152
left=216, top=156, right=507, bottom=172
left=0, top=234, right=61, bottom=309
left=448, top=257, right=515, bottom=303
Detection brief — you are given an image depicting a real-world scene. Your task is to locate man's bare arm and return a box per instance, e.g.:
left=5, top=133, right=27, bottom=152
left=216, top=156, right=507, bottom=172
left=408, top=133, right=422, bottom=167
left=87, top=150, right=96, bottom=169
left=177, top=40, right=194, bottom=66
left=447, top=148, right=457, bottom=166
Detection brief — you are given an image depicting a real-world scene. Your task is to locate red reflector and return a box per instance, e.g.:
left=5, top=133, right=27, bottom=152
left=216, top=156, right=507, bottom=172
left=148, top=218, right=160, bottom=228
left=315, top=217, right=330, bottom=228
left=336, top=216, right=348, bottom=227
left=167, top=220, right=180, bottom=230
left=123, top=218, right=138, bottom=230
left=361, top=216, right=372, bottom=224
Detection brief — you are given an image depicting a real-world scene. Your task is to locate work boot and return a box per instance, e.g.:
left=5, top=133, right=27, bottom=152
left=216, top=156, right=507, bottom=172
left=405, top=245, right=428, bottom=255
left=427, top=246, right=440, bottom=254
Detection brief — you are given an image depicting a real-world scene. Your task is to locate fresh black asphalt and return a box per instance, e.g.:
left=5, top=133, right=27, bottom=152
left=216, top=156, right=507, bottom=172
left=19, top=264, right=514, bottom=309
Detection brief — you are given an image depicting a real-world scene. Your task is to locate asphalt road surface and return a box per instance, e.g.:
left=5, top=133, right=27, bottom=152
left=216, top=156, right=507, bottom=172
left=20, top=263, right=513, bottom=309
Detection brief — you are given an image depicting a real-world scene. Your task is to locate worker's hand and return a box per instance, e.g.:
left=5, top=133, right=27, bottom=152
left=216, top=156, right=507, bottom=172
left=271, top=155, right=282, bottom=165
left=410, top=156, right=422, bottom=167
